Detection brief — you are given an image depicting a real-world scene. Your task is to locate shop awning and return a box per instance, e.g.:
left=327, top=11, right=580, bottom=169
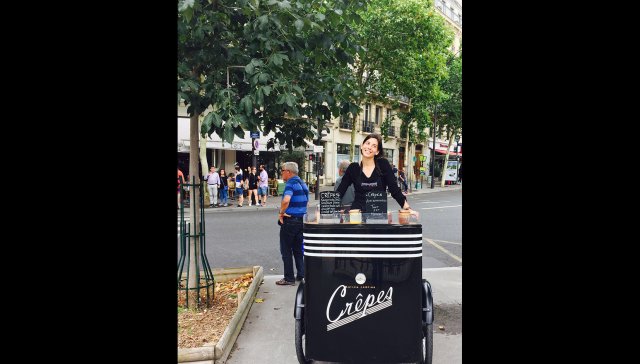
left=431, top=147, right=462, bottom=156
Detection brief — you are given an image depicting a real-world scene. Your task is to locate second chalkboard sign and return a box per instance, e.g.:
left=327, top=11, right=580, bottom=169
left=365, top=190, right=387, bottom=214
left=320, top=191, right=342, bottom=215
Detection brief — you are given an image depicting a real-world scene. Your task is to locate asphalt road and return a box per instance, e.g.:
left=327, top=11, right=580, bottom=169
left=179, top=190, right=462, bottom=275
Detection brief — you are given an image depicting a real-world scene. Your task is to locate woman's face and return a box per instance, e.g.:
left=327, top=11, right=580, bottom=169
left=220, top=169, right=225, bottom=175
left=361, top=138, right=379, bottom=158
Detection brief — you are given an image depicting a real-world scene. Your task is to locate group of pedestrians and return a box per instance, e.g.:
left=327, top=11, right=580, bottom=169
left=203, top=164, right=270, bottom=208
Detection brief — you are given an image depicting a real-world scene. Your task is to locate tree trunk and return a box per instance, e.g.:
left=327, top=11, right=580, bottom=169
left=188, top=113, right=201, bottom=309
left=349, top=113, right=358, bottom=161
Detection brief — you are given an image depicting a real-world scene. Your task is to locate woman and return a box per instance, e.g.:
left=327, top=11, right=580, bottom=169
left=247, top=167, right=259, bottom=206
left=336, top=133, right=411, bottom=213
left=219, top=169, right=229, bottom=207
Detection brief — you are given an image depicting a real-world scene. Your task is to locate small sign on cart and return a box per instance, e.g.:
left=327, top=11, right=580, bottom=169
left=320, top=191, right=342, bottom=215
left=365, top=190, right=387, bottom=221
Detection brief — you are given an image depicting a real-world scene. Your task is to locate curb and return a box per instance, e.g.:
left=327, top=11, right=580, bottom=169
left=178, top=266, right=264, bottom=363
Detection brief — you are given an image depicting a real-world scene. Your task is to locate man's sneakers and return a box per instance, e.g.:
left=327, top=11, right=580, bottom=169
left=275, top=278, right=295, bottom=286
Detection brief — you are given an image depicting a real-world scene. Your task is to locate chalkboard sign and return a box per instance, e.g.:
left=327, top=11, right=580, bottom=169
left=320, top=191, right=342, bottom=215
left=365, top=191, right=387, bottom=215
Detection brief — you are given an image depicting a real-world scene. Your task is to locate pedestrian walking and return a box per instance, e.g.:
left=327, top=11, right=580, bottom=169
left=177, top=167, right=185, bottom=208
left=248, top=167, right=259, bottom=206
left=258, top=164, right=269, bottom=206
left=234, top=165, right=244, bottom=207
left=204, top=166, right=221, bottom=207
left=276, top=161, right=309, bottom=286
left=219, top=169, right=229, bottom=207
left=398, top=168, right=408, bottom=193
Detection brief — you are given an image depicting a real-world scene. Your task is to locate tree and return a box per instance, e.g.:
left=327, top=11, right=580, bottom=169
left=437, top=49, right=462, bottom=187
left=346, top=0, right=453, bottom=161
left=178, top=0, right=362, bottom=309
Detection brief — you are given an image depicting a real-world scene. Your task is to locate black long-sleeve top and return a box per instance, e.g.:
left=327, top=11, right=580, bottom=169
left=219, top=175, right=228, bottom=189
left=336, top=158, right=406, bottom=212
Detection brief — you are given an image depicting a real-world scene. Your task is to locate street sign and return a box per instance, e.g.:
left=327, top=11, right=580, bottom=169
left=253, top=139, right=259, bottom=150
left=250, top=131, right=260, bottom=138
left=253, top=149, right=259, bottom=155
left=314, top=145, right=324, bottom=153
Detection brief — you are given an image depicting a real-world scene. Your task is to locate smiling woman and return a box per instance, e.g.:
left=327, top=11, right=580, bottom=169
left=335, top=133, right=412, bottom=213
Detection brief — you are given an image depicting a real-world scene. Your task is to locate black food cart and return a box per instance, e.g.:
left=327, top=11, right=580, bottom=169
left=294, top=220, right=434, bottom=364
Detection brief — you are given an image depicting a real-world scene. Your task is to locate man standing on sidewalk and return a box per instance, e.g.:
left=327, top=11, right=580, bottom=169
left=276, top=161, right=309, bottom=286
left=258, top=164, right=269, bottom=206
left=204, top=166, right=220, bottom=208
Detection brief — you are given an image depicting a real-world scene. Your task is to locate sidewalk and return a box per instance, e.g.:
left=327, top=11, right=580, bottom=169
left=179, top=184, right=462, bottom=363
left=183, top=183, right=461, bottom=215
left=226, top=267, right=462, bottom=364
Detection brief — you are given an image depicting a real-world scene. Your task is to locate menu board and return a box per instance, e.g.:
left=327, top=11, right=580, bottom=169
left=365, top=191, right=387, bottom=215
left=320, top=191, right=342, bottom=215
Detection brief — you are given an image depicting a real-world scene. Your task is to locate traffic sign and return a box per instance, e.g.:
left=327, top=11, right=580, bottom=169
left=253, top=139, right=259, bottom=150
left=250, top=131, right=260, bottom=138
left=455, top=135, right=460, bottom=142
left=313, top=145, right=324, bottom=153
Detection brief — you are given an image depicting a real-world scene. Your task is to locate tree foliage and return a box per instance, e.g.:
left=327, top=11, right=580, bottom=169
left=178, top=0, right=363, bottom=150
left=346, top=0, right=453, bottom=159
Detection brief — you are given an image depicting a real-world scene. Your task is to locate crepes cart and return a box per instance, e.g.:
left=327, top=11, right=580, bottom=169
left=294, top=211, right=434, bottom=364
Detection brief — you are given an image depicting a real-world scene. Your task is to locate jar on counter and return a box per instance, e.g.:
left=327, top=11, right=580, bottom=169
left=398, top=209, right=411, bottom=225
left=349, top=209, right=362, bottom=224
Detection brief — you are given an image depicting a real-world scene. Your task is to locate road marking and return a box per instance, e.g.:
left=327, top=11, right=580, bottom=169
left=423, top=238, right=462, bottom=263
left=420, top=204, right=462, bottom=210
left=432, top=239, right=462, bottom=246
left=418, top=201, right=451, bottom=204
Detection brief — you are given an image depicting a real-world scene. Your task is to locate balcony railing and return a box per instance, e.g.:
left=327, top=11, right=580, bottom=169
left=387, top=126, right=397, bottom=137
left=361, top=121, right=375, bottom=133
left=339, top=118, right=353, bottom=129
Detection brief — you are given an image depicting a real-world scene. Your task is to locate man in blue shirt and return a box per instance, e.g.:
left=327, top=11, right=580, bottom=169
left=276, top=161, right=309, bottom=285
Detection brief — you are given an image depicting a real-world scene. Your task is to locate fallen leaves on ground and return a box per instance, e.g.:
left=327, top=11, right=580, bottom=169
left=178, top=273, right=254, bottom=348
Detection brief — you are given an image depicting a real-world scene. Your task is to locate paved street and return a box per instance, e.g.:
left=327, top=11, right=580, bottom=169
left=178, top=189, right=462, bottom=275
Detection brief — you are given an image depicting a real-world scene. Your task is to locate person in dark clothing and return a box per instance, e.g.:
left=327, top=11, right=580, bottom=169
left=248, top=167, right=259, bottom=206
left=336, top=134, right=412, bottom=212
left=398, top=168, right=408, bottom=193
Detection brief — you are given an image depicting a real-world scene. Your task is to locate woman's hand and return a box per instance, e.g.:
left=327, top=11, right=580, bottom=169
left=402, top=201, right=411, bottom=210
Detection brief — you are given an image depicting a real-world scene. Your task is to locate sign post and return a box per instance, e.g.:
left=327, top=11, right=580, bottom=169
left=251, top=131, right=260, bottom=168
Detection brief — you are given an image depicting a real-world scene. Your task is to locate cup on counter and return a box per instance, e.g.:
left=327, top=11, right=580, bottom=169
left=398, top=209, right=411, bottom=225
left=349, top=209, right=362, bottom=224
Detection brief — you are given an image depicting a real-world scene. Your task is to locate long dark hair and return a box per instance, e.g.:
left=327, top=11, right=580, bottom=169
left=360, top=133, right=386, bottom=175
left=361, top=133, right=384, bottom=161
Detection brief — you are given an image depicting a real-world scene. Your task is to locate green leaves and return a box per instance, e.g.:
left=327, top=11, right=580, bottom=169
left=294, top=19, right=304, bottom=31
left=240, top=96, right=254, bottom=115
left=178, top=0, right=194, bottom=22
left=269, top=52, right=289, bottom=67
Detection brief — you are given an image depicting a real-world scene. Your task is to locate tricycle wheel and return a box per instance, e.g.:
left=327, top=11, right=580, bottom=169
left=420, top=324, right=433, bottom=364
left=295, top=318, right=310, bottom=363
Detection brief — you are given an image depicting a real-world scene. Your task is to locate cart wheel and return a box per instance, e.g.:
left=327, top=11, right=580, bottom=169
left=420, top=324, right=433, bottom=364
left=295, top=318, right=311, bottom=364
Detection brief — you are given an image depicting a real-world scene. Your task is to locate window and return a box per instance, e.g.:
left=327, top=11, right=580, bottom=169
left=337, top=144, right=360, bottom=157
left=384, top=149, right=394, bottom=161
left=375, top=106, right=382, bottom=124
left=339, top=115, right=352, bottom=129
left=365, top=104, right=370, bottom=122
